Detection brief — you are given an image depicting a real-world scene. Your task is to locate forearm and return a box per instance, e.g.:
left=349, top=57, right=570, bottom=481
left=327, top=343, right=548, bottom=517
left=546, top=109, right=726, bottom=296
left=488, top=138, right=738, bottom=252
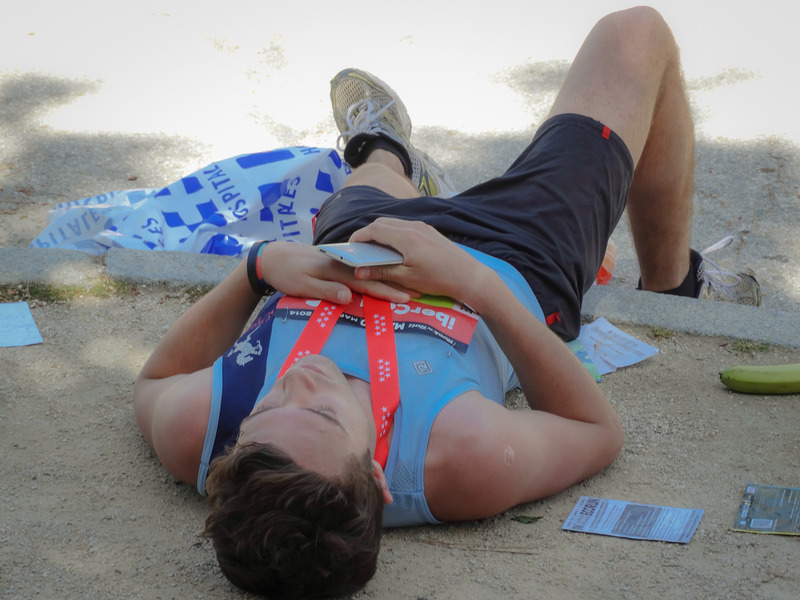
left=138, top=260, right=262, bottom=381
left=466, top=267, right=619, bottom=429
left=137, top=236, right=413, bottom=383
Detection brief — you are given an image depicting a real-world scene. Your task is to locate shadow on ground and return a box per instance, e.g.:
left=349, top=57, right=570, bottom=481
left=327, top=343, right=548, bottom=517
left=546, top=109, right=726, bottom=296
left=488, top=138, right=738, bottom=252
left=1, top=65, right=798, bottom=309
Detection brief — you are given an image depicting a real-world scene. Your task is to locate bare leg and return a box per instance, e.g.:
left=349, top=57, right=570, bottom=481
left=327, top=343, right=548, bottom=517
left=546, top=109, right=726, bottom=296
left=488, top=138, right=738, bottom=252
left=548, top=7, right=695, bottom=292
left=342, top=150, right=419, bottom=199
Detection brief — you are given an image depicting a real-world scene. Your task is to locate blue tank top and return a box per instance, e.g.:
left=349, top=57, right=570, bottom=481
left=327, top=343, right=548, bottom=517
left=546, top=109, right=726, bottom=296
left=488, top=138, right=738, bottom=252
left=197, top=246, right=544, bottom=526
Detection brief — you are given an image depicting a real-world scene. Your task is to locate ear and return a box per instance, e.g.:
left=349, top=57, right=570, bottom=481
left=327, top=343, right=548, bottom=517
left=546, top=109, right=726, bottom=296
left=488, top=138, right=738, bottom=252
left=371, top=459, right=393, bottom=505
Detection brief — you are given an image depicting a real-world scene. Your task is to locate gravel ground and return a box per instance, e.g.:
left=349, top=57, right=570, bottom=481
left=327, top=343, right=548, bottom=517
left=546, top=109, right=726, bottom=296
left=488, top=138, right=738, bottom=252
left=2, top=2, right=799, bottom=598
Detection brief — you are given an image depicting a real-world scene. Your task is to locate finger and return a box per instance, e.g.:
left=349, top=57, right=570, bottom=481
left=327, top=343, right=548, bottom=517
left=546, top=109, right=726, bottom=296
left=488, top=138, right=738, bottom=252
left=348, top=226, right=375, bottom=244
left=353, top=265, right=394, bottom=281
left=313, top=265, right=415, bottom=304
left=295, top=276, right=353, bottom=304
left=368, top=288, right=413, bottom=304
left=353, top=264, right=420, bottom=290
left=353, top=265, right=420, bottom=294
left=349, top=218, right=414, bottom=247
left=325, top=285, right=353, bottom=305
left=349, top=278, right=415, bottom=303
left=318, top=250, right=418, bottom=302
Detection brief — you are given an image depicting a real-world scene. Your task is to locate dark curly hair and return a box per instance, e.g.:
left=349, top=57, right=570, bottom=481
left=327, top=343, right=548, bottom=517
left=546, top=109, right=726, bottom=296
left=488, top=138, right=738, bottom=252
left=203, top=442, right=384, bottom=599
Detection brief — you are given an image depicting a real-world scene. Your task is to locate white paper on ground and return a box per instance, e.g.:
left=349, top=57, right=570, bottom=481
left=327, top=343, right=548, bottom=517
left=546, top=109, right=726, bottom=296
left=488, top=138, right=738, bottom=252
left=577, top=317, right=658, bottom=375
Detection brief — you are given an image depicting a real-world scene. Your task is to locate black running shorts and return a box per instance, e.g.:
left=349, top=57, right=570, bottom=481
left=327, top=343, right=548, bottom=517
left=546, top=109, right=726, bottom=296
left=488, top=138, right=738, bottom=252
left=313, top=113, right=634, bottom=341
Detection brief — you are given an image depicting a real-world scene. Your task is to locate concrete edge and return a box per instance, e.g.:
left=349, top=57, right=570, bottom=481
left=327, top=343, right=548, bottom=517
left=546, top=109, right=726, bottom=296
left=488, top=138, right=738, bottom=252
left=2, top=248, right=797, bottom=348
left=582, top=285, right=799, bottom=348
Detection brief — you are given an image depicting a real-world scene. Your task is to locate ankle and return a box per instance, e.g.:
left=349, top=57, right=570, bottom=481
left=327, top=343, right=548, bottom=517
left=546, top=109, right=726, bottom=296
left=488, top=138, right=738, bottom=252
left=343, top=133, right=413, bottom=178
left=638, top=249, right=702, bottom=298
left=363, top=149, right=409, bottom=177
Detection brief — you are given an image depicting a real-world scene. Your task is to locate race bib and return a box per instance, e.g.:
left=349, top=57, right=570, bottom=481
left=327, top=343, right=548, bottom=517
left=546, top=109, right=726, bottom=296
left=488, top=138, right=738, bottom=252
left=275, top=294, right=479, bottom=353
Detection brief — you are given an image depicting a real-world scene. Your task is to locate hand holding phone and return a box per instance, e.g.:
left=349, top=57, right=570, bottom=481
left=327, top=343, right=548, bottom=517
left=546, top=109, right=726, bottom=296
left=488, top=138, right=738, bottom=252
left=318, top=242, right=404, bottom=267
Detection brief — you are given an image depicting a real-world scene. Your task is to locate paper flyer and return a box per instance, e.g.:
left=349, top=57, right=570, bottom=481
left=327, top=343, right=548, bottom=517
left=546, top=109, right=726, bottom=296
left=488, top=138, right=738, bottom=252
left=577, top=317, right=659, bottom=376
left=0, top=302, right=44, bottom=347
left=563, top=496, right=703, bottom=544
left=733, top=483, right=800, bottom=535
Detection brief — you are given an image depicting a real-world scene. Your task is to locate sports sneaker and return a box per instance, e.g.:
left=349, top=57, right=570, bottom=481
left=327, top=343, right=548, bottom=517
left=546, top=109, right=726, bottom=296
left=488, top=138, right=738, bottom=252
left=697, top=236, right=762, bottom=306
left=330, top=68, right=456, bottom=197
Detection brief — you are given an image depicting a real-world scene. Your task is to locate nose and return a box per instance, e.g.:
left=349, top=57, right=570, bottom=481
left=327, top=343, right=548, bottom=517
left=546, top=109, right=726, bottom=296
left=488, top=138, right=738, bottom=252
left=280, top=365, right=318, bottom=402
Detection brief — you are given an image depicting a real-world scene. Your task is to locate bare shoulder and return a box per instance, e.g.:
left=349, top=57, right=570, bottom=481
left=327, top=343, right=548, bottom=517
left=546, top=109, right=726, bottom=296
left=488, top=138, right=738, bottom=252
left=423, top=391, right=516, bottom=519
left=133, top=367, right=213, bottom=485
left=423, top=389, right=619, bottom=522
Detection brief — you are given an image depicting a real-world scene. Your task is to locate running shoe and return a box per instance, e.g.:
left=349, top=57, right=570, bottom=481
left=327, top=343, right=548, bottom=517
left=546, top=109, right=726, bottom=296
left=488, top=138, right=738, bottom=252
left=330, top=68, right=456, bottom=197
left=697, top=236, right=762, bottom=306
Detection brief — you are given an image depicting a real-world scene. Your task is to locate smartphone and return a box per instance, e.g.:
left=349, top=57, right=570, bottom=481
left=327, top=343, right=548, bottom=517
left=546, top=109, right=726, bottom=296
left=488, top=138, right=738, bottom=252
left=318, top=242, right=404, bottom=267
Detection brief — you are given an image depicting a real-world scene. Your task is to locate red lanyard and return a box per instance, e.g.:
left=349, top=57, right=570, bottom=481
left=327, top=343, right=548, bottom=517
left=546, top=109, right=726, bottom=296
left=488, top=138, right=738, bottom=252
left=277, top=301, right=346, bottom=377
left=362, top=295, right=400, bottom=467
left=278, top=295, right=399, bottom=468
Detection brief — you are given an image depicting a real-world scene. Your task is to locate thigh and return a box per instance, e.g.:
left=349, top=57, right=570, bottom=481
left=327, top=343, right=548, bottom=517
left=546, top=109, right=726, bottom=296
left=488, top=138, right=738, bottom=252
left=453, top=114, right=632, bottom=339
left=314, top=114, right=633, bottom=341
left=548, top=6, right=679, bottom=164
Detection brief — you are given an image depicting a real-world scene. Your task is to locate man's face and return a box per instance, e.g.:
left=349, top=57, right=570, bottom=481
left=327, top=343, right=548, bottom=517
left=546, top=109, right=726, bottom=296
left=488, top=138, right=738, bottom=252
left=236, top=355, right=374, bottom=479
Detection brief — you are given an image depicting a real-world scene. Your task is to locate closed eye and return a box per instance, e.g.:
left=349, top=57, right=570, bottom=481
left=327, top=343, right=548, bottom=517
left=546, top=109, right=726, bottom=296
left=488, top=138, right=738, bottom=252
left=240, top=404, right=344, bottom=431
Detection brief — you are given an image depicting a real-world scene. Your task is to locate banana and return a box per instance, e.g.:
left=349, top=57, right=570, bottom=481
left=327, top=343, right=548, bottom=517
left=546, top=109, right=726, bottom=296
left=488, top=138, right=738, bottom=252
left=720, top=363, right=800, bottom=394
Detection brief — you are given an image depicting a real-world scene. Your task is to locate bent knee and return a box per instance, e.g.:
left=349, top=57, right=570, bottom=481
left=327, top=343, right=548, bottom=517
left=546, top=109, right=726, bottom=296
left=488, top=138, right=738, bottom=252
left=606, top=5, right=670, bottom=34
left=599, top=6, right=679, bottom=66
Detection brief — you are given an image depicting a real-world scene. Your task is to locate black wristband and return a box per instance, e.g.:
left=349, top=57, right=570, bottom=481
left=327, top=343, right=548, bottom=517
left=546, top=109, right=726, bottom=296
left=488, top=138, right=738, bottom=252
left=246, top=241, right=276, bottom=296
